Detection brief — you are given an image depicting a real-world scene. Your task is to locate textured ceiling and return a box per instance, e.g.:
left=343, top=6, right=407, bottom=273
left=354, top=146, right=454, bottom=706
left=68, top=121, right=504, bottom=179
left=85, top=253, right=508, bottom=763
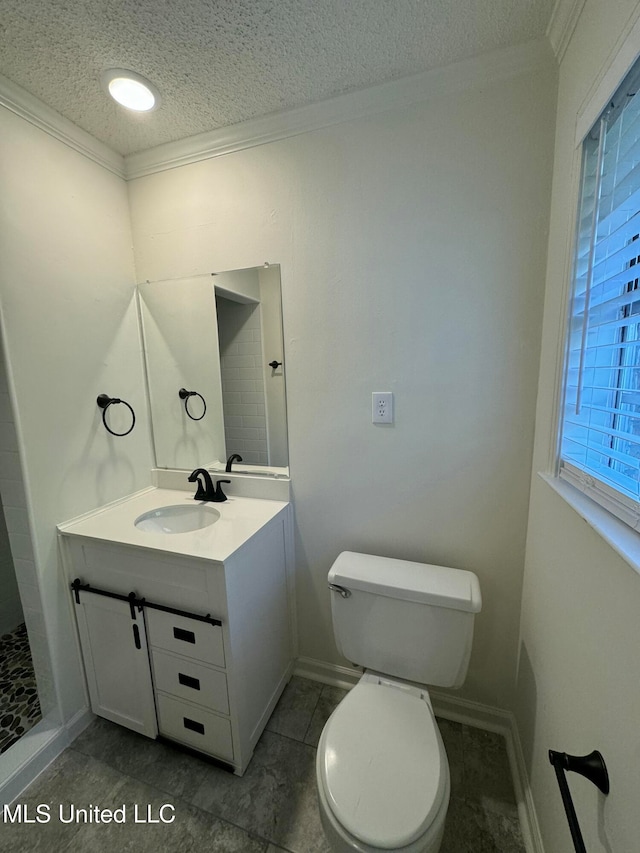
left=0, top=0, right=556, bottom=156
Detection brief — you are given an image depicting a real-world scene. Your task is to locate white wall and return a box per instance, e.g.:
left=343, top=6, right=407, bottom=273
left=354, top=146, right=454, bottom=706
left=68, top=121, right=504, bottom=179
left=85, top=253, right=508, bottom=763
left=217, top=295, right=269, bottom=465
left=258, top=265, right=288, bottom=468
left=129, top=59, right=557, bottom=710
left=138, top=276, right=226, bottom=469
left=215, top=268, right=261, bottom=302
left=0, top=108, right=153, bottom=726
left=517, top=2, right=640, bottom=851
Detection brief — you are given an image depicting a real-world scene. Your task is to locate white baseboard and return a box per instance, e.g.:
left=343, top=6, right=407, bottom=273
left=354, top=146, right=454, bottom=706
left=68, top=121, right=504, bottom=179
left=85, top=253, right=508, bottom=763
left=248, top=661, right=295, bottom=763
left=0, top=707, right=93, bottom=805
left=429, top=689, right=545, bottom=853
left=295, top=657, right=545, bottom=853
left=294, top=655, right=362, bottom=690
left=64, top=706, right=95, bottom=744
left=505, top=709, right=546, bottom=853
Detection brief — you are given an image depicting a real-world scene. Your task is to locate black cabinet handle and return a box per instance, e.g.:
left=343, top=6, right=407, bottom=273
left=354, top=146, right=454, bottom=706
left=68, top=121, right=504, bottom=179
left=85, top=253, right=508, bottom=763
left=132, top=624, right=141, bottom=650
left=173, top=627, right=196, bottom=644
left=183, top=717, right=205, bottom=735
left=178, top=673, right=201, bottom=691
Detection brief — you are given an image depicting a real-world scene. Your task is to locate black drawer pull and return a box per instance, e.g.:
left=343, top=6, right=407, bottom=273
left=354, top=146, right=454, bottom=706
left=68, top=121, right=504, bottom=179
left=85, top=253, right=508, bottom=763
left=178, top=672, right=201, bottom=691
left=173, top=627, right=196, bottom=644
left=183, top=717, right=205, bottom=735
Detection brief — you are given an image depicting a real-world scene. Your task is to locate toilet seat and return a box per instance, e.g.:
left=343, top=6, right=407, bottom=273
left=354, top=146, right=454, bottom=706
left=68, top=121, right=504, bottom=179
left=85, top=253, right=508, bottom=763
left=317, top=681, right=448, bottom=850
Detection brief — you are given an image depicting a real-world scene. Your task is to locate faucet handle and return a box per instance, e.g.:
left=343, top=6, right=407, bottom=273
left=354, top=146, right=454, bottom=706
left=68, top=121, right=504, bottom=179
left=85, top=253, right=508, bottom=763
left=214, top=479, right=231, bottom=502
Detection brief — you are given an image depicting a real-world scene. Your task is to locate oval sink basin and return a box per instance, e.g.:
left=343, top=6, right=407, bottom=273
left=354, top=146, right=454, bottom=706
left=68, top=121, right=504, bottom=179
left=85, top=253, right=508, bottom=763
left=134, top=504, right=220, bottom=534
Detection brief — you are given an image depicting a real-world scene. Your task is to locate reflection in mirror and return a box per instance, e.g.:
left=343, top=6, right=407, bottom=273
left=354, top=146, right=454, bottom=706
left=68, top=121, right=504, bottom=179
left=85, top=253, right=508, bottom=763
left=137, top=265, right=288, bottom=476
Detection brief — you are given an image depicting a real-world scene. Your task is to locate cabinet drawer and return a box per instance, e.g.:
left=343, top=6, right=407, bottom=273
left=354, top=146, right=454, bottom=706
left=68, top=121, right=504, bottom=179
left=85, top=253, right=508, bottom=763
left=146, top=608, right=224, bottom=667
left=156, top=693, right=233, bottom=761
left=151, top=649, right=229, bottom=715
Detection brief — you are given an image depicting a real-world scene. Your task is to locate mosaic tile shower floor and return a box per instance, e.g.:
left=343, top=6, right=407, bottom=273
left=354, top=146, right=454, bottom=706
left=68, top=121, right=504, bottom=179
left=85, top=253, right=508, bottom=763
left=0, top=622, right=42, bottom=754
left=1, top=676, right=525, bottom=852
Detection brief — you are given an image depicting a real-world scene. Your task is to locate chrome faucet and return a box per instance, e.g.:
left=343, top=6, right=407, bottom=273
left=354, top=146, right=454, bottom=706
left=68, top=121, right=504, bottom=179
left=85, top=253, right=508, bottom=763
left=188, top=469, right=230, bottom=502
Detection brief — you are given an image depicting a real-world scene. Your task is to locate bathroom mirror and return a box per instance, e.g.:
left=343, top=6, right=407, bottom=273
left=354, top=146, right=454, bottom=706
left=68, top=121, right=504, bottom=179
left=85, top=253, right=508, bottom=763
left=137, top=265, right=288, bottom=476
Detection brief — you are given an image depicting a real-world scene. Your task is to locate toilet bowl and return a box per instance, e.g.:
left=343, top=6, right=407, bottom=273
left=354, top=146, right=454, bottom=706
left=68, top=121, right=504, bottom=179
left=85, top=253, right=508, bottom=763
left=316, top=673, right=450, bottom=853
left=316, top=552, right=481, bottom=853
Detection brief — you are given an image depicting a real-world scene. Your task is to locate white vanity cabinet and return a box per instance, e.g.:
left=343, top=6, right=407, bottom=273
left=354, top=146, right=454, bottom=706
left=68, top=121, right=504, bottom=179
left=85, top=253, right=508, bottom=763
left=59, top=490, right=295, bottom=776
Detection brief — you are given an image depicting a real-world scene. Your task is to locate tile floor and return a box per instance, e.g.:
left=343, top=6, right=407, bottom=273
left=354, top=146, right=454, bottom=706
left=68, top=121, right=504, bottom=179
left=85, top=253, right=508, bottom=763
left=0, top=623, right=42, bottom=754
left=0, top=677, right=525, bottom=852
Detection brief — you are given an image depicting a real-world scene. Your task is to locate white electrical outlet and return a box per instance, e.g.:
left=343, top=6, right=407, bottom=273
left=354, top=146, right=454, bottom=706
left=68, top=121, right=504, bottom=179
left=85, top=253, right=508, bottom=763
left=372, top=392, right=393, bottom=424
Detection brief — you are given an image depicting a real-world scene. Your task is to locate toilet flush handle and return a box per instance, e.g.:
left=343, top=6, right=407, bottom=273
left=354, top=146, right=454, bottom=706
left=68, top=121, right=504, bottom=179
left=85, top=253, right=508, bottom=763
left=328, top=583, right=351, bottom=598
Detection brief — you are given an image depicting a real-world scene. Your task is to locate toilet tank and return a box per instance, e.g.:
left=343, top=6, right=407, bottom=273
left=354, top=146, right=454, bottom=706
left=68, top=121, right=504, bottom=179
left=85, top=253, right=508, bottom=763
left=329, top=552, right=482, bottom=688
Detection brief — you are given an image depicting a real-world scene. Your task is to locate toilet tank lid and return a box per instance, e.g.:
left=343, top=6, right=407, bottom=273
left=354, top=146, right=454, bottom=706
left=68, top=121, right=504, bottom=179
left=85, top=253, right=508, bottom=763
left=329, top=551, right=482, bottom=613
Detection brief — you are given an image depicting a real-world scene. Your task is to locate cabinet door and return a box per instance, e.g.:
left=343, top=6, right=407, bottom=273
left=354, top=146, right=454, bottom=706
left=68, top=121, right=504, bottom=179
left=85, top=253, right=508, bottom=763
left=74, top=592, right=157, bottom=738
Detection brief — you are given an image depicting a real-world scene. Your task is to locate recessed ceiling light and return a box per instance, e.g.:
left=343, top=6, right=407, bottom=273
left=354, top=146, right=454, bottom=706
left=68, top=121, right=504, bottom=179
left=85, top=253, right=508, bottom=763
left=101, top=69, right=160, bottom=112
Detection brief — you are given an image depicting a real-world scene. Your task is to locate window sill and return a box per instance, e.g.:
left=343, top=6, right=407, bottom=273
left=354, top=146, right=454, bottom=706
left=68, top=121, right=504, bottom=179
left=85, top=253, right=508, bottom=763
left=538, top=473, right=640, bottom=579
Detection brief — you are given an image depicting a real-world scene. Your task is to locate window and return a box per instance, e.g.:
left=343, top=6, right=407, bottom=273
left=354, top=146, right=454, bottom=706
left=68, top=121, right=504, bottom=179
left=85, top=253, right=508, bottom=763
left=559, top=57, right=640, bottom=528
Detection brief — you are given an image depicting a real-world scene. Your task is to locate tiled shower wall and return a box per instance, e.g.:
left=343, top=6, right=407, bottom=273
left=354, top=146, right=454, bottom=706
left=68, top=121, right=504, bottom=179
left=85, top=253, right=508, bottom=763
left=0, top=347, right=53, bottom=715
left=0, top=501, right=21, bottom=635
left=216, top=296, right=268, bottom=465
left=0, top=353, right=24, bottom=637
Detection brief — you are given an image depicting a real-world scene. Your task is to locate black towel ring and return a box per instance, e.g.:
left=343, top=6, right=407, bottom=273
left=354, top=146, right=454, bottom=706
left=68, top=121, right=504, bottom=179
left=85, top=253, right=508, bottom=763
left=179, top=388, right=207, bottom=421
left=96, top=394, right=136, bottom=436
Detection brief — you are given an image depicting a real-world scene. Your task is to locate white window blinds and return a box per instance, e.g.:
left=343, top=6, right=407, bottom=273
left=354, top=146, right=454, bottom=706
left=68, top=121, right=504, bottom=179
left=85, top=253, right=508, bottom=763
left=560, top=58, right=640, bottom=527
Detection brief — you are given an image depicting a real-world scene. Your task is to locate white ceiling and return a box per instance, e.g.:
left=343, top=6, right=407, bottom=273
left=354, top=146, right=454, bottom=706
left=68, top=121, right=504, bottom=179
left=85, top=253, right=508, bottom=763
left=0, top=0, right=556, bottom=157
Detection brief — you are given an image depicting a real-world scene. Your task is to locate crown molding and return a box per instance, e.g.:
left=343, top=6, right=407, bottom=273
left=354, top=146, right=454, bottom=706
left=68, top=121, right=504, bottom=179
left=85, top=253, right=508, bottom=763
left=0, top=75, right=125, bottom=179
left=125, top=37, right=553, bottom=181
left=0, top=38, right=553, bottom=184
left=546, top=0, right=586, bottom=63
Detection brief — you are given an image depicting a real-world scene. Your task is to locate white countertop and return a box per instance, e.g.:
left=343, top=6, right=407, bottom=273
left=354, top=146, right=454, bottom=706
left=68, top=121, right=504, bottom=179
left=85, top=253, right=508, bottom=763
left=57, top=487, right=288, bottom=563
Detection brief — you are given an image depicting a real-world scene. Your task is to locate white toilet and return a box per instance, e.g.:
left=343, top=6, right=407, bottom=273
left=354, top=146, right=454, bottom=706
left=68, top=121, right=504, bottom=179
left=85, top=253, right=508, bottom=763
left=316, top=551, right=482, bottom=853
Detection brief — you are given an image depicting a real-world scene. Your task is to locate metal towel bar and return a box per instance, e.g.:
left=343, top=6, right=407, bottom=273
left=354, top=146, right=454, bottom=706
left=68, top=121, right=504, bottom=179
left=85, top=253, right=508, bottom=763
left=548, top=749, right=609, bottom=853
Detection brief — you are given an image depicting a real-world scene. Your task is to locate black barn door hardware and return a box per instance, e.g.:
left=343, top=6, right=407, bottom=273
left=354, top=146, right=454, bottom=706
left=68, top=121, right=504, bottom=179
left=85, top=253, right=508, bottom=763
left=70, top=579, right=222, bottom=627
left=548, top=749, right=609, bottom=853
left=268, top=360, right=282, bottom=369
left=70, top=577, right=142, bottom=619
